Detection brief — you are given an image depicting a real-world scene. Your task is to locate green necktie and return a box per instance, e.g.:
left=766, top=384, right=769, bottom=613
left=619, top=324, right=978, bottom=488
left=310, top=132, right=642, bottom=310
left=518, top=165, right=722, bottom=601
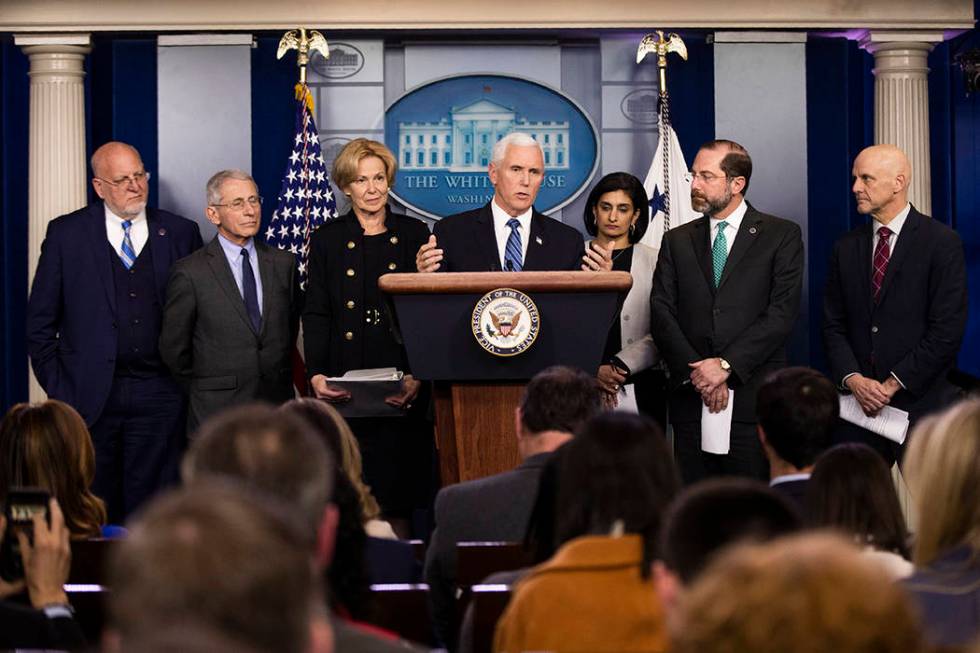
left=712, top=220, right=729, bottom=287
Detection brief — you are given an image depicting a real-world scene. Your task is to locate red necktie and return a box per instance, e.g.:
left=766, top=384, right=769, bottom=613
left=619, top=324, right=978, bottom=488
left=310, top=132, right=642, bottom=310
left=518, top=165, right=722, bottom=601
left=872, top=226, right=892, bottom=303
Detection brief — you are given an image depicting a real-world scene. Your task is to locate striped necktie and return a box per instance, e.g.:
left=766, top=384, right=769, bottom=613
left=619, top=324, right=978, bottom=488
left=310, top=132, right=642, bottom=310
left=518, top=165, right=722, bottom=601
left=872, top=226, right=893, bottom=303
left=504, top=218, right=523, bottom=271
left=711, top=220, right=729, bottom=287
left=119, top=220, right=137, bottom=269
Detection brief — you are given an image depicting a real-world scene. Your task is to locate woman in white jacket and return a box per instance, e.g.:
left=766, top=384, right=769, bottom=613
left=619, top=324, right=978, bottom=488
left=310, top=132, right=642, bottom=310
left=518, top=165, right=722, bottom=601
left=583, top=172, right=665, bottom=423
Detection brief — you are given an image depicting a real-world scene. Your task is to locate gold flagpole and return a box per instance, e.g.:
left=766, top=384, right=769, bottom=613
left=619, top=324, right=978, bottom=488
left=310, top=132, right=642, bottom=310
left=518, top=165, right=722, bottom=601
left=277, top=27, right=330, bottom=101
left=636, top=30, right=688, bottom=98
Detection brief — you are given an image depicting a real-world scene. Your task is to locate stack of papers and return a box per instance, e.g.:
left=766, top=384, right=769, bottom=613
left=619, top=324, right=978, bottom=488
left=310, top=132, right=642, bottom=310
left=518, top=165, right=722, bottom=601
left=325, top=368, right=405, bottom=418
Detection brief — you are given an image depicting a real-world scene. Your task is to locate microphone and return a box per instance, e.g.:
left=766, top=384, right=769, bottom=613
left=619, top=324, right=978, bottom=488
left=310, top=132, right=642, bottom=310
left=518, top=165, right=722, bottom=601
left=505, top=259, right=515, bottom=272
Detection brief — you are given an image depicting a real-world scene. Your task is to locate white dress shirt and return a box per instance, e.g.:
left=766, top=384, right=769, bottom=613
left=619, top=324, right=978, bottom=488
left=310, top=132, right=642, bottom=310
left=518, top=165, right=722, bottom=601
left=491, top=198, right=532, bottom=270
left=104, top=205, right=148, bottom=257
left=871, top=202, right=911, bottom=268
left=708, top=196, right=748, bottom=255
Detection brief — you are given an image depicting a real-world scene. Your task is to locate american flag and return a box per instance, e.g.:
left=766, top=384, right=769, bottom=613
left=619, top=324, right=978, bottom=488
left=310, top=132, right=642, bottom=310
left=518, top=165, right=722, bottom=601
left=264, top=84, right=339, bottom=291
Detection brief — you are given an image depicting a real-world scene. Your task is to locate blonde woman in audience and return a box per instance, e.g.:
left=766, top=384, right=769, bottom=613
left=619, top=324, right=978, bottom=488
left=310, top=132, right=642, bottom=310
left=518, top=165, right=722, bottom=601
left=672, top=533, right=925, bottom=653
left=903, top=398, right=980, bottom=648
left=0, top=400, right=108, bottom=538
left=494, top=412, right=680, bottom=652
left=280, top=398, right=395, bottom=539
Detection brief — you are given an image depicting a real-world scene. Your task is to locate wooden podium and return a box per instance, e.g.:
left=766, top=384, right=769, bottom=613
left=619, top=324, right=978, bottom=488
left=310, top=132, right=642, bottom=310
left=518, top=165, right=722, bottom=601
left=379, top=271, right=631, bottom=485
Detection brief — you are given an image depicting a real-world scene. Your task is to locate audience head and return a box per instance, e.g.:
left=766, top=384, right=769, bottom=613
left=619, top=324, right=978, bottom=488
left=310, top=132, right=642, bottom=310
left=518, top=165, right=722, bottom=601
left=671, top=533, right=924, bottom=653
left=279, top=398, right=381, bottom=521
left=183, top=404, right=336, bottom=564
left=582, top=171, right=650, bottom=244
left=659, top=478, right=801, bottom=586
left=277, top=399, right=372, bottom=618
left=109, top=483, right=317, bottom=653
left=904, top=398, right=980, bottom=566
left=516, top=366, right=602, bottom=457
left=806, top=443, right=909, bottom=558
left=0, top=400, right=106, bottom=537
left=756, top=366, right=838, bottom=472
left=556, top=412, right=680, bottom=576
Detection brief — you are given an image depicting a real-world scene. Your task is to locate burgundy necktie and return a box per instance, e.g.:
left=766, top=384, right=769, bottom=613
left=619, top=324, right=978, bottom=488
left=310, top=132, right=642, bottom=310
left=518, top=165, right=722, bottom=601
left=872, top=226, right=892, bottom=303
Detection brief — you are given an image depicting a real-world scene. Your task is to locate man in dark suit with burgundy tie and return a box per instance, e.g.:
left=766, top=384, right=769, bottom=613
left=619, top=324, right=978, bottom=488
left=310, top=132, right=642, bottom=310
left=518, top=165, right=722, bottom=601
left=415, top=132, right=610, bottom=273
left=651, top=139, right=805, bottom=484
left=823, top=144, right=967, bottom=465
left=27, top=142, right=203, bottom=522
left=160, top=170, right=299, bottom=433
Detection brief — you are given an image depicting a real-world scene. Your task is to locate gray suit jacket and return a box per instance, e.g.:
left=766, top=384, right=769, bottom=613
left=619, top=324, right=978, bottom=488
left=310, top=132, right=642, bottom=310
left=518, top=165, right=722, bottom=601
left=160, top=236, right=298, bottom=431
left=424, top=452, right=550, bottom=647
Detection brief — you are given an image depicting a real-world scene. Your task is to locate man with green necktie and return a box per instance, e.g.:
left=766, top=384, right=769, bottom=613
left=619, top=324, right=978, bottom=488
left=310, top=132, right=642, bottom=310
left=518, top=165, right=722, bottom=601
left=651, top=139, right=804, bottom=484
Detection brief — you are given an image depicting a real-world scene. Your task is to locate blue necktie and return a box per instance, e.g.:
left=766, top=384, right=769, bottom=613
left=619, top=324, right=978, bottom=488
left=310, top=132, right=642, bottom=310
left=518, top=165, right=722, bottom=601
left=119, top=220, right=136, bottom=269
left=241, top=248, right=261, bottom=333
left=504, top=218, right=523, bottom=271
left=712, top=220, right=729, bottom=287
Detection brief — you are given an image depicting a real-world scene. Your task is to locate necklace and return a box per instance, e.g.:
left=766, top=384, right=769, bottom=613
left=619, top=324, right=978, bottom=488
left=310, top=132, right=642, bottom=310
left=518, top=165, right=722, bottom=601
left=611, top=246, right=631, bottom=262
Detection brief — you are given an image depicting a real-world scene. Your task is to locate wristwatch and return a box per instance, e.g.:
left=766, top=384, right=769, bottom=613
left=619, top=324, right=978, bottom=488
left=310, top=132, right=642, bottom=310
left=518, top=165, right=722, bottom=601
left=718, top=358, right=731, bottom=373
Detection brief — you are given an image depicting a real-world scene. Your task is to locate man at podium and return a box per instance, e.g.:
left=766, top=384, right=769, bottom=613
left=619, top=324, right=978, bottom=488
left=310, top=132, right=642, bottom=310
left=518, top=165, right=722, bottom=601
left=415, top=132, right=610, bottom=273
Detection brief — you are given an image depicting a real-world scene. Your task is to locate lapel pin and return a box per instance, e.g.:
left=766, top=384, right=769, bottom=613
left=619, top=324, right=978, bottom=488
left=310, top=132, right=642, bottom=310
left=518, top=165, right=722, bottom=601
left=749, top=227, right=757, bottom=234
left=535, top=236, right=543, bottom=245
left=158, top=228, right=167, bottom=236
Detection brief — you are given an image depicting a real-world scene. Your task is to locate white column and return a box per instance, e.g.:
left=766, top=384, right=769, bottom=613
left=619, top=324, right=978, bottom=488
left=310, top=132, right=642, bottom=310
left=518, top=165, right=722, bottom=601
left=861, top=31, right=942, bottom=216
left=15, top=34, right=91, bottom=402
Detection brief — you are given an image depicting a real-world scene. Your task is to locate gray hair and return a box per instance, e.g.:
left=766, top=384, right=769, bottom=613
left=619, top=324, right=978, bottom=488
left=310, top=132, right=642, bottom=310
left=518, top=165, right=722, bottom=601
left=206, top=169, right=256, bottom=206
left=491, top=132, right=543, bottom=166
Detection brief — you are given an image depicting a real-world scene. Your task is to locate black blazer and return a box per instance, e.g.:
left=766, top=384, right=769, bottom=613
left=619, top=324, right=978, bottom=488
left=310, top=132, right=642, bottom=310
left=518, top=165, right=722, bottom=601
left=160, top=237, right=299, bottom=431
left=303, top=208, right=430, bottom=378
left=432, top=202, right=584, bottom=272
left=26, top=202, right=202, bottom=425
left=651, top=203, right=805, bottom=423
left=822, top=207, right=967, bottom=421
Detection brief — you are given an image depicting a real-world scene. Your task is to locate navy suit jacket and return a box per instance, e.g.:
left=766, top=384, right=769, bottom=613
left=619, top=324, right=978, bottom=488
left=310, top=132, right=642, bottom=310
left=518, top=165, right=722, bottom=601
left=27, top=202, right=203, bottom=426
left=823, top=207, right=967, bottom=421
left=432, top=202, right=584, bottom=272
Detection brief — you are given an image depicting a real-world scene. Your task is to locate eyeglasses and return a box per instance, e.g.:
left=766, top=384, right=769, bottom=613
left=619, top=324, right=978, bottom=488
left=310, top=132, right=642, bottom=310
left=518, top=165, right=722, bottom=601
left=684, top=171, right=732, bottom=184
left=96, top=171, right=151, bottom=187
left=211, top=196, right=263, bottom=211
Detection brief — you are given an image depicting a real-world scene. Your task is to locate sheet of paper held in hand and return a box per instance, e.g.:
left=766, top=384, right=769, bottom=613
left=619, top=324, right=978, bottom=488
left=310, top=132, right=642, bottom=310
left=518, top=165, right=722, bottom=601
left=838, top=394, right=910, bottom=444
left=325, top=368, right=405, bottom=418
left=701, top=388, right=734, bottom=455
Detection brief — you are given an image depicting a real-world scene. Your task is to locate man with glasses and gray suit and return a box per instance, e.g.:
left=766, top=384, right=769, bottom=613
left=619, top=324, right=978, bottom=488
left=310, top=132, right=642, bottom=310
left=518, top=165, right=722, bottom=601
left=160, top=169, right=298, bottom=433
left=27, top=141, right=203, bottom=522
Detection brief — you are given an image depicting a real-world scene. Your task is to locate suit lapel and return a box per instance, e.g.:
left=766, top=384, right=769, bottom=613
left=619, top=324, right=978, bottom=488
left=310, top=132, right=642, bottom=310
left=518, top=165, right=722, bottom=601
left=876, top=207, right=919, bottom=305
left=475, top=203, right=501, bottom=271
left=146, top=210, right=173, bottom=306
left=858, top=222, right=874, bottom=310
left=255, top=241, right=278, bottom=338
left=717, top=206, right=763, bottom=290
left=205, top=237, right=255, bottom=334
left=524, top=212, right=548, bottom=271
left=690, top=217, right=715, bottom=292
left=84, top=203, right=117, bottom=316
